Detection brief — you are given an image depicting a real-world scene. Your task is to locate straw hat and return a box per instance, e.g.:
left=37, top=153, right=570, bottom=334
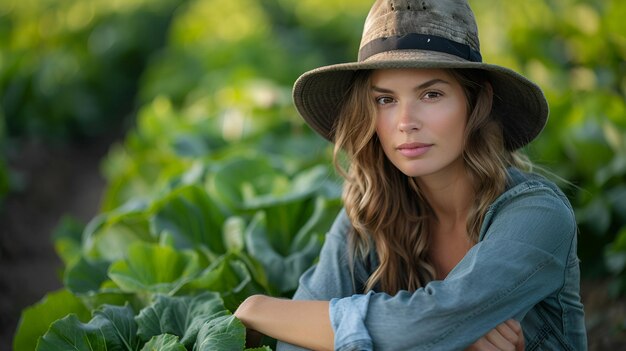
left=292, top=0, right=548, bottom=150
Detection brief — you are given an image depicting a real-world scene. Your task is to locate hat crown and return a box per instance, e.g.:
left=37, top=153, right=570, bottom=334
left=359, top=0, right=480, bottom=61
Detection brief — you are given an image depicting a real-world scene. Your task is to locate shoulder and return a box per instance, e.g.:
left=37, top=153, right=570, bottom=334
left=490, top=167, right=574, bottom=217
left=328, top=208, right=351, bottom=238
left=479, top=168, right=576, bottom=251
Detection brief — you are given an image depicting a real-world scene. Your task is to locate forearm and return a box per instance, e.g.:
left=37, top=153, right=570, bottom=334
left=235, top=295, right=334, bottom=351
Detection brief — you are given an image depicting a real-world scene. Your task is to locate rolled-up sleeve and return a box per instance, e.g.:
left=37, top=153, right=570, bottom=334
left=331, top=182, right=577, bottom=350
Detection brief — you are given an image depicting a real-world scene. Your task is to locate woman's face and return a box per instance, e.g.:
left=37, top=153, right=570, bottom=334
left=372, top=68, right=468, bottom=179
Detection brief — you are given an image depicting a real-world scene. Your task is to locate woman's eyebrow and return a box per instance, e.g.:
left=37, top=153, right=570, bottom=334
left=415, top=78, right=450, bottom=90
left=371, top=78, right=451, bottom=93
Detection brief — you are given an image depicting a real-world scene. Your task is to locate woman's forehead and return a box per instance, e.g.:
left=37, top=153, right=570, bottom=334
left=370, top=68, right=457, bottom=87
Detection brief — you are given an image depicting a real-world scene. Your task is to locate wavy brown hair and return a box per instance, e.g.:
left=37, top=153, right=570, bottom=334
left=332, top=69, right=530, bottom=295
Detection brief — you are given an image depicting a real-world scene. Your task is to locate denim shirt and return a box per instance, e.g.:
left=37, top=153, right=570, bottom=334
left=277, top=168, right=587, bottom=351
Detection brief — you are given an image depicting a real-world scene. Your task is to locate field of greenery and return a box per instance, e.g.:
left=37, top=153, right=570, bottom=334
left=2, top=0, right=625, bottom=349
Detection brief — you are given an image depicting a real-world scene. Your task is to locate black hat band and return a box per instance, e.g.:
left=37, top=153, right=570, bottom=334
left=358, top=33, right=483, bottom=62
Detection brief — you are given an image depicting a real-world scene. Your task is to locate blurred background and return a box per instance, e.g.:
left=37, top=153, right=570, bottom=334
left=0, top=0, right=624, bottom=349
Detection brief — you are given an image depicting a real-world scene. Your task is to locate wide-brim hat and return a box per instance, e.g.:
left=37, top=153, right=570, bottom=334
left=292, top=0, right=548, bottom=150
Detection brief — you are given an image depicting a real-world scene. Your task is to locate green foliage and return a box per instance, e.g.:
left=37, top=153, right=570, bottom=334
left=13, top=289, right=91, bottom=351
left=16, top=289, right=272, bottom=350
left=152, top=185, right=229, bottom=254
left=108, top=242, right=203, bottom=297
left=193, top=314, right=246, bottom=351
left=31, top=293, right=263, bottom=351
left=51, top=215, right=85, bottom=266
left=0, top=0, right=184, bottom=140
left=11, top=0, right=626, bottom=348
left=12, top=3, right=349, bottom=347
left=37, top=314, right=112, bottom=350
left=36, top=304, right=141, bottom=351
left=245, top=197, right=342, bottom=294
left=14, top=132, right=341, bottom=350
left=141, top=334, right=186, bottom=351
left=136, top=292, right=226, bottom=346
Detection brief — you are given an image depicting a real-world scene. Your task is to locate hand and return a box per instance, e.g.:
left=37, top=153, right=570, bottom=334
left=465, top=319, right=524, bottom=351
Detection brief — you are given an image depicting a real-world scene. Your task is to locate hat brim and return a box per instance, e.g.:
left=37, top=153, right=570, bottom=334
left=293, top=50, right=548, bottom=150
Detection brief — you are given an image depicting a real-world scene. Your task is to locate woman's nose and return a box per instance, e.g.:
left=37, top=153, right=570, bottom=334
left=398, top=102, right=421, bottom=133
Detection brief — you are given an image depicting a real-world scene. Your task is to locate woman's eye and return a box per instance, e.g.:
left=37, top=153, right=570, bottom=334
left=376, top=96, right=395, bottom=105
left=423, top=91, right=443, bottom=100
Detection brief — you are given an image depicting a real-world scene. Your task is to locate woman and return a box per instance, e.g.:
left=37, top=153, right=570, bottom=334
left=235, top=1, right=587, bottom=350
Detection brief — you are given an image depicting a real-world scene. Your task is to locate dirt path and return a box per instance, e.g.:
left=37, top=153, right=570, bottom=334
left=0, top=135, right=115, bottom=349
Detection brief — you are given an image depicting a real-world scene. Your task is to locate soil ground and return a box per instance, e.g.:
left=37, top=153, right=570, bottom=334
left=0, top=136, right=112, bottom=350
left=0, top=137, right=625, bottom=350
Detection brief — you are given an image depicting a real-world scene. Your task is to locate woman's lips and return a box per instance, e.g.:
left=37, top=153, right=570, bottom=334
left=397, top=142, right=433, bottom=157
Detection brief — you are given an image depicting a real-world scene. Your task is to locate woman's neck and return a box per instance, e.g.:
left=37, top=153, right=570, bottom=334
left=417, top=163, right=475, bottom=279
left=416, top=164, right=474, bottom=229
